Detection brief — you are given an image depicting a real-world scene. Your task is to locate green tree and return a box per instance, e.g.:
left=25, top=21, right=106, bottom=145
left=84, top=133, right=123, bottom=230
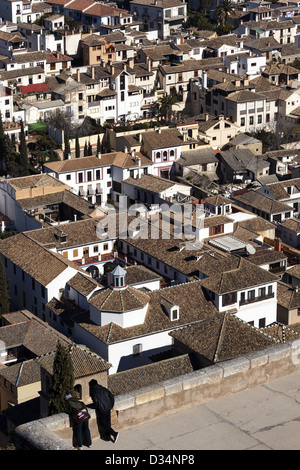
left=97, top=134, right=101, bottom=155
left=157, top=91, right=179, bottom=122
left=75, top=134, right=80, bottom=158
left=106, top=132, right=111, bottom=153
left=84, top=141, right=88, bottom=156
left=0, top=256, right=10, bottom=317
left=0, top=113, right=12, bottom=176
left=63, top=127, right=71, bottom=160
left=215, top=0, right=234, bottom=27
left=18, top=120, right=29, bottom=175
left=48, top=343, right=74, bottom=416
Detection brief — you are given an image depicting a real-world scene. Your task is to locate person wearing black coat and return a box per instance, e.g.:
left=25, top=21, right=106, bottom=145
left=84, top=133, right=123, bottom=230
left=89, top=380, right=119, bottom=443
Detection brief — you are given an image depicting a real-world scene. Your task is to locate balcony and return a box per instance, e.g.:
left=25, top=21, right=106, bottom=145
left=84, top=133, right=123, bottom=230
left=240, top=292, right=274, bottom=306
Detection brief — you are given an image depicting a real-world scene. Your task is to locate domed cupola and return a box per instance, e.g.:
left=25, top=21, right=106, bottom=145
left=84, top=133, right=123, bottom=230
left=108, top=265, right=127, bottom=290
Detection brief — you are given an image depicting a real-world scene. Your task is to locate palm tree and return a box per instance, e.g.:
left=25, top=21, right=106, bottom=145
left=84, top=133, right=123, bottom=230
left=157, top=89, right=180, bottom=122
left=215, top=0, right=234, bottom=26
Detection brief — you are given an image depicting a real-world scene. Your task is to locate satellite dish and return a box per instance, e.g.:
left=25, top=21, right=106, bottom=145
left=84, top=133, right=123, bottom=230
left=246, top=244, right=255, bottom=255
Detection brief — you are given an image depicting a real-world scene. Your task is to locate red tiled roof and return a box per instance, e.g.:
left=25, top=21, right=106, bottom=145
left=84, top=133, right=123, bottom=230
left=45, top=52, right=72, bottom=63
left=19, top=83, right=50, bottom=94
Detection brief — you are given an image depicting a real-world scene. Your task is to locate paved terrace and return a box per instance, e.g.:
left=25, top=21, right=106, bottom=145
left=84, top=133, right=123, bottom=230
left=14, top=339, right=300, bottom=451
left=89, top=371, right=300, bottom=451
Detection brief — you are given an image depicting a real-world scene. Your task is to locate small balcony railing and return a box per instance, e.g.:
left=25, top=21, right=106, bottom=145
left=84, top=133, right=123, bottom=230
left=240, top=292, right=274, bottom=306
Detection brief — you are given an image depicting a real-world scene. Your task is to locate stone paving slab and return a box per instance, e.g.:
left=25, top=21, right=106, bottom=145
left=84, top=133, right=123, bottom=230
left=86, top=371, right=300, bottom=451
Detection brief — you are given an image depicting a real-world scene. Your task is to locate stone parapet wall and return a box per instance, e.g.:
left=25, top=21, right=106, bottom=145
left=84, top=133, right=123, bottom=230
left=14, top=339, right=300, bottom=450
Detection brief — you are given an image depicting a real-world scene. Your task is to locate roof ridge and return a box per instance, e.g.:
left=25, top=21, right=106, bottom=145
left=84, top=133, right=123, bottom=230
left=213, top=313, right=227, bottom=362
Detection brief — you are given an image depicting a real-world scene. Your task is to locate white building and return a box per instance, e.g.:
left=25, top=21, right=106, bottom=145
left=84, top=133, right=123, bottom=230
left=43, top=152, right=154, bottom=206
left=0, top=232, right=81, bottom=317
left=199, top=254, right=278, bottom=328
left=130, top=0, right=188, bottom=39
left=224, top=53, right=267, bottom=80
left=72, top=267, right=218, bottom=373
left=0, top=0, right=52, bottom=25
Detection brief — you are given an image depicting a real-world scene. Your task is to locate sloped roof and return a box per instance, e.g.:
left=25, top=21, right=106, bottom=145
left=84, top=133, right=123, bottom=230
left=231, top=190, right=292, bottom=214
left=75, top=280, right=218, bottom=344
left=200, top=255, right=277, bottom=294
left=19, top=83, right=50, bottom=95
left=36, top=343, right=111, bottom=377
left=89, top=285, right=150, bottom=312
left=108, top=354, right=194, bottom=395
left=170, top=312, right=277, bottom=363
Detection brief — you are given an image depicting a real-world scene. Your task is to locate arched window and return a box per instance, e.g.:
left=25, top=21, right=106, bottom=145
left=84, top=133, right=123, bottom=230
left=74, top=384, right=82, bottom=399
left=156, top=152, right=161, bottom=159
left=170, top=150, right=175, bottom=157
left=163, top=151, right=168, bottom=161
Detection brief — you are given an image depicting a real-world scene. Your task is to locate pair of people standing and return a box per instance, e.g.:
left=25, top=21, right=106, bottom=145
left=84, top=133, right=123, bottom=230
left=65, top=380, right=118, bottom=450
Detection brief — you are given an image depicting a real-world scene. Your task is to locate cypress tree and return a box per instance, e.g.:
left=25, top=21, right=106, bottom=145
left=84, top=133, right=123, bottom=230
left=63, top=127, right=71, bottom=160
left=96, top=134, right=101, bottom=154
left=106, top=131, right=111, bottom=153
left=48, top=342, right=74, bottom=416
left=0, top=113, right=11, bottom=175
left=84, top=141, right=88, bottom=156
left=0, top=256, right=10, bottom=317
left=18, top=119, right=29, bottom=175
left=88, top=141, right=92, bottom=156
left=75, top=134, right=80, bottom=158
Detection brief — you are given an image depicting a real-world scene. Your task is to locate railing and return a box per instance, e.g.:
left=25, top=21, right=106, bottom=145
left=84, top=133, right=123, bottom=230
left=240, top=292, right=274, bottom=306
left=269, top=265, right=286, bottom=274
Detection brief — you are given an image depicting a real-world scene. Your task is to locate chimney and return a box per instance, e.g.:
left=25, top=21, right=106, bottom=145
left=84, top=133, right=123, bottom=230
left=91, top=66, right=95, bottom=79
left=77, top=69, right=80, bottom=82
left=97, top=152, right=101, bottom=159
left=128, top=57, right=134, bottom=69
left=147, top=57, right=152, bottom=72
left=107, top=60, right=114, bottom=75
left=131, top=150, right=135, bottom=157
left=124, top=146, right=128, bottom=153
left=205, top=113, right=209, bottom=121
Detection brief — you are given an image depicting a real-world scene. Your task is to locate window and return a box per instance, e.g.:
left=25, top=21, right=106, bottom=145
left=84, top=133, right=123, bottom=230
left=93, top=245, right=98, bottom=253
left=268, top=285, right=273, bottom=296
left=240, top=117, right=245, bottom=126
left=121, top=91, right=125, bottom=101
left=248, top=289, right=255, bottom=300
left=259, top=318, right=266, bottom=328
left=66, top=174, right=71, bottom=180
left=103, top=243, right=109, bottom=251
left=96, top=169, right=101, bottom=180
left=156, top=152, right=161, bottom=159
left=222, top=291, right=237, bottom=306
left=78, top=173, right=83, bottom=183
left=87, top=171, right=92, bottom=182
left=171, top=308, right=179, bottom=321
left=258, top=287, right=266, bottom=297
left=209, top=224, right=224, bottom=236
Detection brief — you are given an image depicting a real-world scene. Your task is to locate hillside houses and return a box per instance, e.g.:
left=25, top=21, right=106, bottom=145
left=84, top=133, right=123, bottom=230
left=3, top=0, right=300, bottom=435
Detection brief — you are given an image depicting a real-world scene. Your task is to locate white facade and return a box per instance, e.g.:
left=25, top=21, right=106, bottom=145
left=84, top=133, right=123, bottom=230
left=224, top=54, right=267, bottom=80
left=0, top=0, right=49, bottom=24
left=205, top=281, right=278, bottom=328
left=130, top=0, right=188, bottom=39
